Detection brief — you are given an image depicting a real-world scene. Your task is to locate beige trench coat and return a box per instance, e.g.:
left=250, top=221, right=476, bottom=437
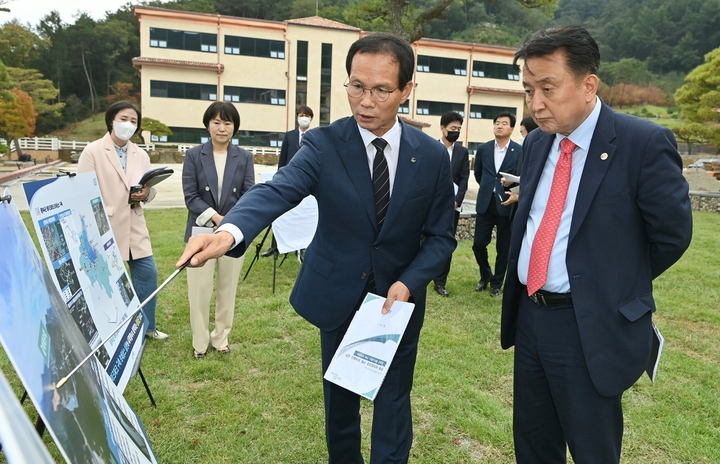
left=77, top=133, right=156, bottom=261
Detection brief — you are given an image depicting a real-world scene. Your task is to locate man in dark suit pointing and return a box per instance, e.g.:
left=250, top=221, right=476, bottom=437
left=502, top=26, right=692, bottom=463
left=178, top=33, right=456, bottom=463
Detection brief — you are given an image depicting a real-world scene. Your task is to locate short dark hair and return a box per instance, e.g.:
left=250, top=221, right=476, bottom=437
left=520, top=116, right=539, bottom=133
left=297, top=106, right=314, bottom=118
left=494, top=112, right=516, bottom=127
left=202, top=101, right=241, bottom=135
left=440, top=111, right=463, bottom=128
left=513, top=26, right=600, bottom=78
left=105, top=101, right=141, bottom=134
left=346, top=33, right=415, bottom=89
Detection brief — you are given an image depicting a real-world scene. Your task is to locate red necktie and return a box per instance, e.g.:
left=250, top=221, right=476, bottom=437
left=527, top=137, right=576, bottom=296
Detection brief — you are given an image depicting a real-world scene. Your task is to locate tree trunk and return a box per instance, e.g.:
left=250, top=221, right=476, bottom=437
left=12, top=138, right=23, bottom=161
left=81, top=50, right=95, bottom=112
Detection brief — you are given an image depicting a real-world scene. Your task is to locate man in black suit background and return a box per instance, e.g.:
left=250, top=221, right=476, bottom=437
left=262, top=105, right=314, bottom=257
left=472, top=112, right=521, bottom=297
left=432, top=111, right=469, bottom=297
left=503, top=26, right=692, bottom=463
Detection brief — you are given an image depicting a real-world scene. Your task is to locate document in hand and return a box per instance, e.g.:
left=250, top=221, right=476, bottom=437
left=499, top=171, right=520, bottom=184
left=645, top=320, right=664, bottom=382
left=138, top=166, right=174, bottom=187
left=324, top=293, right=414, bottom=401
left=128, top=166, right=174, bottom=205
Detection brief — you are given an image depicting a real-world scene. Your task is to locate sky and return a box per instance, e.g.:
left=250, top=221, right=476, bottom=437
left=3, top=0, right=139, bottom=28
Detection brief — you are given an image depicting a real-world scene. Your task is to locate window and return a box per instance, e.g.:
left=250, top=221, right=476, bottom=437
left=296, top=41, right=308, bottom=110
left=224, top=36, right=285, bottom=59
left=150, top=81, right=217, bottom=101
left=472, top=61, right=520, bottom=80
left=150, top=28, right=216, bottom=53
left=296, top=41, right=308, bottom=80
left=416, top=55, right=467, bottom=76
left=398, top=101, right=410, bottom=114
left=416, top=100, right=465, bottom=117
left=150, top=135, right=168, bottom=142
left=319, top=43, right=332, bottom=126
left=468, top=105, right=516, bottom=120
left=223, top=86, right=286, bottom=105
left=234, top=130, right=284, bottom=147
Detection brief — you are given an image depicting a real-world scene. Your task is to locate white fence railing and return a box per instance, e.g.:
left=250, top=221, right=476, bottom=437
left=1, top=137, right=281, bottom=158
left=1, top=137, right=155, bottom=153
left=176, top=144, right=281, bottom=156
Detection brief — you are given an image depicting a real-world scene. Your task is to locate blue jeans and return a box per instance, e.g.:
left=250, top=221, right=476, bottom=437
left=128, top=254, right=159, bottom=333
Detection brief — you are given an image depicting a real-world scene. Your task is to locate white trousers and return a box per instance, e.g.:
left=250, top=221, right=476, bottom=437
left=187, top=254, right=244, bottom=353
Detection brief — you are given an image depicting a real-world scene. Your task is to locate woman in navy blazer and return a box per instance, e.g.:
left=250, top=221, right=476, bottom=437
left=182, top=102, right=255, bottom=358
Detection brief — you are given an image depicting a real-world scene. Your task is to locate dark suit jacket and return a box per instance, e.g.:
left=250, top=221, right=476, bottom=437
left=474, top=139, right=521, bottom=216
left=223, top=117, right=457, bottom=331
left=449, top=142, right=470, bottom=207
left=182, top=142, right=255, bottom=242
left=278, top=128, right=304, bottom=168
left=501, top=101, right=692, bottom=397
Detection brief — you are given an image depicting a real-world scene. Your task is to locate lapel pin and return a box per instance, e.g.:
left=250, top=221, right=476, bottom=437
left=411, top=157, right=416, bottom=163
left=600, top=153, right=608, bottom=161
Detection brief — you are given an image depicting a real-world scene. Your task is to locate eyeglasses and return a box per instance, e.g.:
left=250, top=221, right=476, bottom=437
left=344, top=81, right=398, bottom=102
left=494, top=121, right=510, bottom=127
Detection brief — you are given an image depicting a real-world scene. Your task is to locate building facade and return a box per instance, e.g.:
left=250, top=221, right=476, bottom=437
left=133, top=6, right=525, bottom=152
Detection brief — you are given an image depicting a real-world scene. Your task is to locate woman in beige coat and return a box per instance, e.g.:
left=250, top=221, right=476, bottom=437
left=78, top=101, right=167, bottom=340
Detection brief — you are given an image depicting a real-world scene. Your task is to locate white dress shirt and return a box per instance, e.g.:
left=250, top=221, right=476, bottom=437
left=358, top=118, right=402, bottom=196
left=218, top=118, right=403, bottom=248
left=517, top=96, right=602, bottom=293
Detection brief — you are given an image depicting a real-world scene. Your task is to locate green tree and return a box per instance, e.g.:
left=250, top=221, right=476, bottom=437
left=672, top=122, right=710, bottom=156
left=6, top=67, right=65, bottom=134
left=675, top=47, right=720, bottom=150
left=141, top=117, right=173, bottom=144
left=0, top=20, right=46, bottom=68
left=345, top=0, right=559, bottom=42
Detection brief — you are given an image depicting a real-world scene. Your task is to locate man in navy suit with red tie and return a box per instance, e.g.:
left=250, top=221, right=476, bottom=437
left=502, top=26, right=692, bottom=463
left=178, top=33, right=456, bottom=463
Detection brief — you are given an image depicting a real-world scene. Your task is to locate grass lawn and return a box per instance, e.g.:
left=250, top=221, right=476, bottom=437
left=2, top=209, right=719, bottom=463
left=49, top=113, right=110, bottom=142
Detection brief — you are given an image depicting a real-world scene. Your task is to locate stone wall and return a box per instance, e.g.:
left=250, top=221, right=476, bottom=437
left=456, top=192, right=719, bottom=241
left=690, top=191, right=720, bottom=214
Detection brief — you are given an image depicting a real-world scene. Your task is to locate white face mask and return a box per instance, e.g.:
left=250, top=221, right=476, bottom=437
left=297, top=117, right=311, bottom=129
left=113, top=120, right=137, bottom=141
left=517, top=135, right=524, bottom=143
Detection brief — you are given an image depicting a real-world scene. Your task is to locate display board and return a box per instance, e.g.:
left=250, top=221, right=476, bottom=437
left=23, top=173, right=145, bottom=391
left=0, top=190, right=157, bottom=463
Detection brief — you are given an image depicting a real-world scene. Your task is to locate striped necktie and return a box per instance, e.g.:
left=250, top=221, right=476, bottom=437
left=371, top=137, right=390, bottom=229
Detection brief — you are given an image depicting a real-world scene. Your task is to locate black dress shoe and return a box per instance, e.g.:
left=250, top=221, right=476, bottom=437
left=475, top=280, right=488, bottom=292
left=261, top=247, right=277, bottom=257
left=490, top=288, right=501, bottom=298
left=434, top=284, right=449, bottom=297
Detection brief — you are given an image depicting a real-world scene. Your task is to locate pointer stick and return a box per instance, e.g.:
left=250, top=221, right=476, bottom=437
left=56, top=260, right=191, bottom=389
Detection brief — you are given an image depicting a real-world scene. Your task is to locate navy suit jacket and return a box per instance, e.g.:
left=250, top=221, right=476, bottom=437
left=501, top=101, right=692, bottom=397
left=182, top=142, right=255, bottom=242
left=223, top=117, right=457, bottom=331
left=474, top=139, right=521, bottom=216
left=278, top=128, right=303, bottom=168
left=449, top=142, right=470, bottom=207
